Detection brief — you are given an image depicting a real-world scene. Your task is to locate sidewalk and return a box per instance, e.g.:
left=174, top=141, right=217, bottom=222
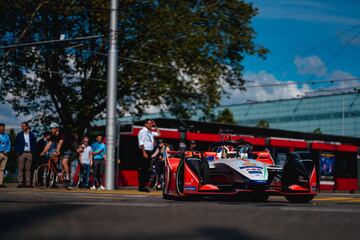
left=1, top=183, right=163, bottom=196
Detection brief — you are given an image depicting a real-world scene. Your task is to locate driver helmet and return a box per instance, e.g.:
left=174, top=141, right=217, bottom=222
left=238, top=144, right=253, bottom=159
left=49, top=122, right=60, bottom=129
left=216, top=146, right=228, bottom=159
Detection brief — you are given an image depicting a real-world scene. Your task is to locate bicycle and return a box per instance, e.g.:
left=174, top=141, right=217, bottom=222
left=35, top=154, right=81, bottom=189
left=148, top=158, right=164, bottom=190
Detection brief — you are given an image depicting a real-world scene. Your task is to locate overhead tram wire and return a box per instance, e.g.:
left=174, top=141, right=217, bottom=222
left=0, top=62, right=107, bottom=83
left=0, top=35, right=103, bottom=50
left=77, top=48, right=178, bottom=70
left=306, top=30, right=360, bottom=82
left=244, top=77, right=360, bottom=89
left=266, top=24, right=360, bottom=74
left=1, top=62, right=359, bottom=90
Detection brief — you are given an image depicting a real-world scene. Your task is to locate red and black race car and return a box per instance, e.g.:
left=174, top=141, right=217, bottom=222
left=163, top=139, right=318, bottom=203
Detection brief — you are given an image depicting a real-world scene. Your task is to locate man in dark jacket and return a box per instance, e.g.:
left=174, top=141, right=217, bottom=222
left=15, top=122, right=36, bottom=187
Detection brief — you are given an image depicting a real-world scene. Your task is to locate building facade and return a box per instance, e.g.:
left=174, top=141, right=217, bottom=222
left=216, top=92, right=360, bottom=138
left=94, top=92, right=360, bottom=138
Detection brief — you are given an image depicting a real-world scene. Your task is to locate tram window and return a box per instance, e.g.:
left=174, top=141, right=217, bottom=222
left=335, top=152, right=357, bottom=178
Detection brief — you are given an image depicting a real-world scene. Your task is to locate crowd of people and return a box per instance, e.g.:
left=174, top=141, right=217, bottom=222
left=0, top=118, right=197, bottom=192
left=0, top=121, right=106, bottom=189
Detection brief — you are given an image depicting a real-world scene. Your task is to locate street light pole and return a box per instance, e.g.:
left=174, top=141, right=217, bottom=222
left=105, top=0, right=118, bottom=190
left=342, top=95, right=345, bottom=136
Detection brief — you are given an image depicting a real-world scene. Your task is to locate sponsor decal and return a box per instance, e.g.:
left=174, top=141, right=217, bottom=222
left=240, top=166, right=263, bottom=170
left=184, top=186, right=197, bottom=191
left=248, top=171, right=263, bottom=174
left=186, top=157, right=201, bottom=161
left=242, top=161, right=257, bottom=167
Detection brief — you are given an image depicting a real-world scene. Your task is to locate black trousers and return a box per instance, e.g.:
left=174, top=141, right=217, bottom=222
left=139, top=150, right=153, bottom=187
left=93, top=159, right=105, bottom=187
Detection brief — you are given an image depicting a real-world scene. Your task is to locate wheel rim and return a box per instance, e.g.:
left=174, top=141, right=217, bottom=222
left=35, top=164, right=55, bottom=189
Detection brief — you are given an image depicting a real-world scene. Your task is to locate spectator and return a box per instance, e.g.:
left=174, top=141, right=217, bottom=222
left=151, top=139, right=169, bottom=190
left=79, top=137, right=93, bottom=189
left=63, top=133, right=80, bottom=186
left=91, top=135, right=106, bottom=190
left=151, top=139, right=170, bottom=161
left=15, top=122, right=36, bottom=188
left=137, top=119, right=161, bottom=192
left=0, top=123, right=11, bottom=188
left=189, top=140, right=198, bottom=151
left=40, top=123, right=70, bottom=185
left=68, top=133, right=80, bottom=188
left=35, top=131, right=51, bottom=167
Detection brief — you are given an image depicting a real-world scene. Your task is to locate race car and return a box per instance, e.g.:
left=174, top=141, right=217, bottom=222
left=163, top=139, right=318, bottom=203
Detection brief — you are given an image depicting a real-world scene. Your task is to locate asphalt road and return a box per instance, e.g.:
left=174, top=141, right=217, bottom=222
left=1, top=187, right=360, bottom=240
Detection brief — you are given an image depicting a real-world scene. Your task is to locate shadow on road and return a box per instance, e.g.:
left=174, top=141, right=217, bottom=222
left=0, top=203, right=85, bottom=236
left=107, top=227, right=261, bottom=240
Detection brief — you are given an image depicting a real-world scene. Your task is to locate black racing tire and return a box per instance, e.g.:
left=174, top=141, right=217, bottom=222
left=35, top=164, right=55, bottom=189
left=285, top=195, right=315, bottom=203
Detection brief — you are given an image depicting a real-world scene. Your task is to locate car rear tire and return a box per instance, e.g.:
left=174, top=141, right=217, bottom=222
left=285, top=195, right=314, bottom=203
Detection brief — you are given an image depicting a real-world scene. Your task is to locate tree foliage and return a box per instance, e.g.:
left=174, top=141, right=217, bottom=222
left=215, top=108, right=236, bottom=124
left=256, top=119, right=269, bottom=128
left=0, top=0, right=268, bottom=135
left=313, top=128, right=322, bottom=134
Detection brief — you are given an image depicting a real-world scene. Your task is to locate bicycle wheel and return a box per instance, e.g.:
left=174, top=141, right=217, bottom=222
left=148, top=162, right=159, bottom=190
left=148, top=173, right=159, bottom=190
left=35, top=164, right=55, bottom=189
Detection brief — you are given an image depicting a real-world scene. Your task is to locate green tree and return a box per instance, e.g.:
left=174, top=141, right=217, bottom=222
left=256, top=119, right=269, bottom=128
left=0, top=0, right=268, bottom=135
left=313, top=128, right=322, bottom=134
left=215, top=108, right=236, bottom=124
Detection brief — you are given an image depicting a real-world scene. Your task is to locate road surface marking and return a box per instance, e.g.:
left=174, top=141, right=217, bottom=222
left=314, top=197, right=356, bottom=201
left=281, top=207, right=360, bottom=213
left=66, top=202, right=169, bottom=207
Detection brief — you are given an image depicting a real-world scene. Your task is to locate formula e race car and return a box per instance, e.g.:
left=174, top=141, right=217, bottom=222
left=163, top=140, right=318, bottom=203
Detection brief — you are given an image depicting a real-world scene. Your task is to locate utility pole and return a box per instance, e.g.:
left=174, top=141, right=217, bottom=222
left=342, top=95, right=345, bottom=136
left=105, top=0, right=118, bottom=190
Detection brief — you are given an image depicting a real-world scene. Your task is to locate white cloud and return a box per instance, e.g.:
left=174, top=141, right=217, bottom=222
left=294, top=55, right=327, bottom=77
left=221, top=71, right=311, bottom=105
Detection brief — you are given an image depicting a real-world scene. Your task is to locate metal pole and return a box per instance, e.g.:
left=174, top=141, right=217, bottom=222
left=105, top=0, right=118, bottom=190
left=342, top=95, right=345, bottom=136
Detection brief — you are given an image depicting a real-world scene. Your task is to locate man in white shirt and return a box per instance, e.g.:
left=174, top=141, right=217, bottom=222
left=79, top=136, right=93, bottom=189
left=137, top=119, right=161, bottom=192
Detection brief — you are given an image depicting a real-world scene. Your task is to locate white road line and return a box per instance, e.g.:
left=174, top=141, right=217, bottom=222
left=65, top=202, right=169, bottom=207
left=281, top=207, right=360, bottom=213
